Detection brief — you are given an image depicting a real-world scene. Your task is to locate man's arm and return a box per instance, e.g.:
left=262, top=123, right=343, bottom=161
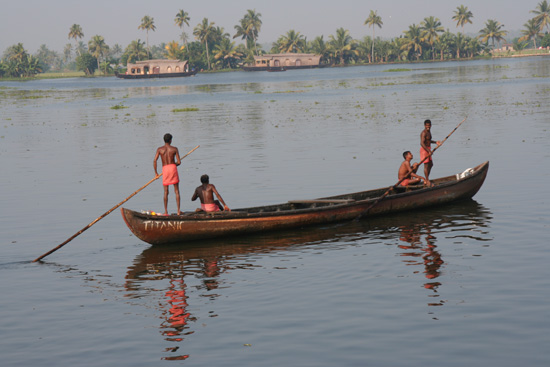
left=212, top=185, right=230, bottom=211
left=191, top=188, right=199, bottom=201
left=153, top=149, right=160, bottom=176
left=174, top=147, right=181, bottom=166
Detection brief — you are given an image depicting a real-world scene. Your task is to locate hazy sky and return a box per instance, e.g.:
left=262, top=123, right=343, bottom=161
left=0, top=0, right=542, bottom=53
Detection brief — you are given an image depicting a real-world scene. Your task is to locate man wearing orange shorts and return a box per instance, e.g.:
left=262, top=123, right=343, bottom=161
left=154, top=133, right=181, bottom=215
left=192, top=174, right=230, bottom=212
left=420, top=119, right=441, bottom=181
left=399, top=151, right=429, bottom=187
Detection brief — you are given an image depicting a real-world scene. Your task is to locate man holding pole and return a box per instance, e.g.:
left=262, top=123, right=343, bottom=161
left=154, top=133, right=181, bottom=215
left=420, top=119, right=441, bottom=181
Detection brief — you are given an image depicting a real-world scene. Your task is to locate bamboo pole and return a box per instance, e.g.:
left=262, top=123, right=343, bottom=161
left=33, top=145, right=200, bottom=262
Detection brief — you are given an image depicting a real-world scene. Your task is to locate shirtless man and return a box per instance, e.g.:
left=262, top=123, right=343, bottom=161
left=420, top=119, right=441, bottom=181
left=192, top=174, right=230, bottom=212
left=399, top=151, right=429, bottom=187
left=154, top=133, right=181, bottom=215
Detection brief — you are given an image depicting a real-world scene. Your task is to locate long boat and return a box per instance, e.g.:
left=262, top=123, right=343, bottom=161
left=115, top=69, right=198, bottom=79
left=121, top=161, right=488, bottom=245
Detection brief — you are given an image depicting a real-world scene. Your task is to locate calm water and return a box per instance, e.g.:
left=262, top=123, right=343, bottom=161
left=1, top=57, right=549, bottom=366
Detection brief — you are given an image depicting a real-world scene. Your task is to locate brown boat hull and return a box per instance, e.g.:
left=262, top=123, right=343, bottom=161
left=121, top=162, right=488, bottom=245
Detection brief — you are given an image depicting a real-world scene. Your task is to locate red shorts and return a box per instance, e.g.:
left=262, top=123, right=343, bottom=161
left=162, top=164, right=179, bottom=186
left=420, top=147, right=432, bottom=163
left=400, top=178, right=410, bottom=186
left=201, top=203, right=220, bottom=212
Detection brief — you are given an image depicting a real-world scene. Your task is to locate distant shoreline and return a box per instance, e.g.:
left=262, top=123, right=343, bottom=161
left=1, top=52, right=549, bottom=82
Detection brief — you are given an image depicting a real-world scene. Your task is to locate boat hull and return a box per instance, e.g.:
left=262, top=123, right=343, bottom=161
left=121, top=162, right=488, bottom=245
left=115, top=70, right=198, bottom=79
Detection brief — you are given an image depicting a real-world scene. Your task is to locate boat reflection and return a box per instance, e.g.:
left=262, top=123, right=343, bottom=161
left=124, top=199, right=492, bottom=360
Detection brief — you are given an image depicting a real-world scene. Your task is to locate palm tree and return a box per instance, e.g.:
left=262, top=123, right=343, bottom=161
left=356, top=36, right=373, bottom=63
left=234, top=9, right=262, bottom=56
left=364, top=10, right=383, bottom=63
left=328, top=28, right=355, bottom=64
left=138, top=15, right=156, bottom=57
left=421, top=16, right=444, bottom=60
left=452, top=5, right=474, bottom=34
left=125, top=40, right=148, bottom=63
left=68, top=24, right=84, bottom=56
left=88, top=35, right=109, bottom=74
left=531, top=0, right=550, bottom=33
left=165, top=41, right=185, bottom=60
left=519, top=18, right=543, bottom=49
left=309, top=36, right=331, bottom=64
left=277, top=30, right=306, bottom=53
left=175, top=10, right=191, bottom=50
left=478, top=19, right=507, bottom=49
left=401, top=24, right=424, bottom=61
left=213, top=38, right=243, bottom=69
left=193, top=18, right=215, bottom=70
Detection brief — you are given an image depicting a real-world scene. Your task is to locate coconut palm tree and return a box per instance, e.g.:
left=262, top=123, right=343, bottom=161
left=175, top=10, right=191, bottom=50
left=213, top=38, right=243, bottom=69
left=478, top=19, right=507, bottom=49
left=277, top=30, right=306, bottom=53
left=531, top=0, right=550, bottom=32
left=519, top=18, right=543, bottom=49
left=364, top=10, right=383, bottom=63
left=421, top=16, right=444, bottom=60
left=234, top=9, right=262, bottom=56
left=452, top=5, right=474, bottom=34
left=165, top=41, right=185, bottom=60
left=309, top=36, right=331, bottom=64
left=63, top=43, right=72, bottom=64
left=138, top=15, right=156, bottom=57
left=193, top=18, right=215, bottom=70
left=328, top=28, right=355, bottom=64
left=88, top=35, right=109, bottom=74
left=401, top=24, right=425, bottom=61
left=125, top=40, right=148, bottom=63
left=68, top=24, right=84, bottom=56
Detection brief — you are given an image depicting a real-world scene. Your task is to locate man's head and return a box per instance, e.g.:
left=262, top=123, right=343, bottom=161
left=403, top=151, right=412, bottom=160
left=200, top=174, right=209, bottom=184
left=163, top=133, right=173, bottom=143
left=424, top=119, right=432, bottom=129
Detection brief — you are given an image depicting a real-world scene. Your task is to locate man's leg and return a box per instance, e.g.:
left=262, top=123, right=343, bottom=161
left=174, top=183, right=181, bottom=215
left=163, top=185, right=169, bottom=215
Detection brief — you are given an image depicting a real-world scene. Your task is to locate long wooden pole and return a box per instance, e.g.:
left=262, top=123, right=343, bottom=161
left=355, top=117, right=467, bottom=221
left=33, top=145, right=200, bottom=262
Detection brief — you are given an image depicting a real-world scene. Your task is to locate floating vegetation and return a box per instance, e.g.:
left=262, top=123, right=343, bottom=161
left=172, top=107, right=199, bottom=112
left=111, top=103, right=128, bottom=110
left=384, top=68, right=412, bottom=72
left=273, top=90, right=305, bottom=94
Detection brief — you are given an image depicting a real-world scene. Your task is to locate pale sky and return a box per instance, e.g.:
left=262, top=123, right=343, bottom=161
left=0, top=0, right=541, bottom=54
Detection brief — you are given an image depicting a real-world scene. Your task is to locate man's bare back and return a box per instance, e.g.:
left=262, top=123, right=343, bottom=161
left=192, top=174, right=230, bottom=212
left=153, top=133, right=181, bottom=215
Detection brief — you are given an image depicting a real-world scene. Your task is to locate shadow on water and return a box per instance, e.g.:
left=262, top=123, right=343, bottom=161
left=123, top=199, right=492, bottom=361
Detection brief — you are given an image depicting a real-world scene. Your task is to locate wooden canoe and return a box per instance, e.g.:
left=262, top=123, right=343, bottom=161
left=121, top=161, right=489, bottom=245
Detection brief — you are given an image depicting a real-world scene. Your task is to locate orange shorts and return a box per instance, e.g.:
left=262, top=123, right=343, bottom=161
left=162, top=164, right=179, bottom=186
left=420, top=147, right=432, bottom=163
left=400, top=178, right=410, bottom=186
left=201, top=203, right=220, bottom=212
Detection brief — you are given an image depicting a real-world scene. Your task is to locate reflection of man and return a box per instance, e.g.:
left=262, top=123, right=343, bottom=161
left=192, top=174, right=230, bottom=212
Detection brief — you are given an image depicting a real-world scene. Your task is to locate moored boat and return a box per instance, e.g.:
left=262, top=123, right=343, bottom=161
left=121, top=161, right=489, bottom=245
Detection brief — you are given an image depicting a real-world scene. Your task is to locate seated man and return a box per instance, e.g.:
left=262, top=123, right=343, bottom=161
left=192, top=174, right=230, bottom=212
left=398, top=151, right=430, bottom=187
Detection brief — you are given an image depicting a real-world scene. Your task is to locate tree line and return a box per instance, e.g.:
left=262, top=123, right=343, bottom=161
left=1, top=2, right=550, bottom=78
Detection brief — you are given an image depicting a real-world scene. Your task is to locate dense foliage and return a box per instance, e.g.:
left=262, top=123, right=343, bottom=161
left=2, top=2, right=550, bottom=78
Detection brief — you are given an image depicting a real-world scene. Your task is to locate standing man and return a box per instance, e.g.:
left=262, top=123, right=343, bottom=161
left=154, top=133, right=181, bottom=215
left=420, top=119, right=441, bottom=181
left=192, top=174, right=230, bottom=212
